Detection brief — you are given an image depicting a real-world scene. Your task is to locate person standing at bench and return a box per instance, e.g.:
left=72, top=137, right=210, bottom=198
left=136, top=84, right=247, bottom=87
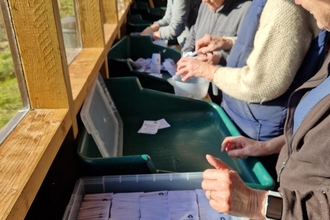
left=140, top=0, right=201, bottom=47
left=202, top=0, right=330, bottom=215
left=181, top=0, right=251, bottom=66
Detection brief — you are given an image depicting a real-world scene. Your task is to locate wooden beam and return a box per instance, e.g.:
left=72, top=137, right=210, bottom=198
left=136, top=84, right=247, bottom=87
left=116, top=0, right=131, bottom=39
left=102, top=0, right=118, bottom=24
left=76, top=0, right=109, bottom=79
left=100, top=0, right=119, bottom=79
left=76, top=0, right=105, bottom=48
left=0, top=109, right=71, bottom=220
left=68, top=48, right=106, bottom=115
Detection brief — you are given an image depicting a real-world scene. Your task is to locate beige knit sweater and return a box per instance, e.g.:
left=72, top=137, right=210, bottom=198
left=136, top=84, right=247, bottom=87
left=212, top=0, right=320, bottom=103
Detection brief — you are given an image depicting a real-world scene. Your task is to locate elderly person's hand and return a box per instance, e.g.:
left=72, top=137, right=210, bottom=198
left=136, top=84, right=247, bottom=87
left=202, top=154, right=267, bottom=219
left=176, top=57, right=219, bottom=81
left=140, top=23, right=160, bottom=36
left=222, top=135, right=285, bottom=158
left=196, top=34, right=233, bottom=54
left=195, top=51, right=222, bottom=65
left=140, top=27, right=154, bottom=36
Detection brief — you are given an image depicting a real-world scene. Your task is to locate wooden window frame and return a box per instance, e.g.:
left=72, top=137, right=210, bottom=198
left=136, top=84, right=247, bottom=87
left=0, top=0, right=131, bottom=219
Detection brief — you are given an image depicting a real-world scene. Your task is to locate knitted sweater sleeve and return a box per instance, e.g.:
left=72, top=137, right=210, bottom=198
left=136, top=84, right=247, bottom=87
left=212, top=0, right=320, bottom=103
left=157, top=0, right=191, bottom=40
left=156, top=0, right=172, bottom=27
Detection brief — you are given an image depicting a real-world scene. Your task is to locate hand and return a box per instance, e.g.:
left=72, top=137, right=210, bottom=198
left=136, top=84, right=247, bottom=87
left=202, top=154, right=266, bottom=219
left=221, top=136, right=266, bottom=158
left=196, top=34, right=233, bottom=54
left=140, top=23, right=160, bottom=36
left=176, top=57, right=219, bottom=81
left=222, top=135, right=285, bottom=158
left=152, top=31, right=161, bottom=40
left=140, top=26, right=154, bottom=36
left=195, top=51, right=221, bottom=65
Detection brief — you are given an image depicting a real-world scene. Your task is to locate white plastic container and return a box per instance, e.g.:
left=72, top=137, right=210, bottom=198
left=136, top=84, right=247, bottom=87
left=62, top=173, right=249, bottom=220
left=80, top=73, right=123, bottom=158
left=167, top=75, right=209, bottom=99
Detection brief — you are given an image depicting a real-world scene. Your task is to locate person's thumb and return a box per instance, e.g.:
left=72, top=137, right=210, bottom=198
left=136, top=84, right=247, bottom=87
left=206, top=154, right=232, bottom=170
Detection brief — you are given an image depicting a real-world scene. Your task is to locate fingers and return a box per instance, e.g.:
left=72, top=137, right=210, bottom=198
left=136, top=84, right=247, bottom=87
left=205, top=52, right=214, bottom=61
left=227, top=149, right=249, bottom=159
left=176, top=57, right=216, bottom=81
left=197, top=46, right=214, bottom=54
left=195, top=35, right=211, bottom=50
left=221, top=141, right=229, bottom=152
left=222, top=137, right=239, bottom=152
left=195, top=54, right=208, bottom=62
left=221, top=137, right=251, bottom=158
left=176, top=66, right=192, bottom=82
left=206, top=154, right=233, bottom=170
left=176, top=57, right=190, bottom=70
left=222, top=136, right=267, bottom=158
left=140, top=27, right=153, bottom=36
left=202, top=171, right=232, bottom=201
left=180, top=73, right=191, bottom=82
left=140, top=32, right=149, bottom=36
left=206, top=190, right=213, bottom=200
left=203, top=188, right=232, bottom=216
left=175, top=58, right=199, bottom=81
left=195, top=43, right=207, bottom=52
left=221, top=136, right=248, bottom=151
left=176, top=58, right=189, bottom=79
left=196, top=34, right=212, bottom=53
left=195, top=52, right=214, bottom=63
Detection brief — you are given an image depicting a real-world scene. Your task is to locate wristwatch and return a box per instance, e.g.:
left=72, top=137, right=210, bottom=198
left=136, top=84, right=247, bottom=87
left=265, top=190, right=282, bottom=219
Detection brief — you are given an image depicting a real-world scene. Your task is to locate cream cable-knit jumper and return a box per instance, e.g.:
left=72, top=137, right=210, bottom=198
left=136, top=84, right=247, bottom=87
left=212, top=0, right=320, bottom=103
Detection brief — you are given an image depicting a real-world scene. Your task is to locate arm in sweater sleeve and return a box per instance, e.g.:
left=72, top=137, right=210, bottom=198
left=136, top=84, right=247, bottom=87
left=158, top=0, right=191, bottom=40
left=213, top=0, right=320, bottom=103
left=155, top=1, right=172, bottom=27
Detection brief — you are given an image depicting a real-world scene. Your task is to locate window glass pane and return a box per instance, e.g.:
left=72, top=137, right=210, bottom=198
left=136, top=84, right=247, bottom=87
left=0, top=3, right=28, bottom=144
left=58, top=0, right=82, bottom=64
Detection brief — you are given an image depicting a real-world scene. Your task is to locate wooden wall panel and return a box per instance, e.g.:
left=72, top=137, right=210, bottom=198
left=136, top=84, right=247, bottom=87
left=76, top=0, right=105, bottom=48
left=102, top=0, right=118, bottom=24
left=7, top=0, right=73, bottom=110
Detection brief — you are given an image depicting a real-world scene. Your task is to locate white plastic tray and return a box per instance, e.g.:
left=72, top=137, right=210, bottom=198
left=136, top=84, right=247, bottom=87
left=80, top=73, right=123, bottom=157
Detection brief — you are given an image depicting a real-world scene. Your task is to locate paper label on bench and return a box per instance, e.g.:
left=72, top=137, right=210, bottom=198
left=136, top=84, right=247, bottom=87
left=138, top=120, right=160, bottom=134
left=158, top=118, right=170, bottom=129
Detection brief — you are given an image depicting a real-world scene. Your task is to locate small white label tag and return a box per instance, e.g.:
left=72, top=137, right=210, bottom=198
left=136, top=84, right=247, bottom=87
left=138, top=120, right=160, bottom=134
left=137, top=119, right=171, bottom=134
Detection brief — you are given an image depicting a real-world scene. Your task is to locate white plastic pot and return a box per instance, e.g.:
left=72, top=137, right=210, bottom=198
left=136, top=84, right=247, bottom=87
left=167, top=75, right=210, bottom=100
